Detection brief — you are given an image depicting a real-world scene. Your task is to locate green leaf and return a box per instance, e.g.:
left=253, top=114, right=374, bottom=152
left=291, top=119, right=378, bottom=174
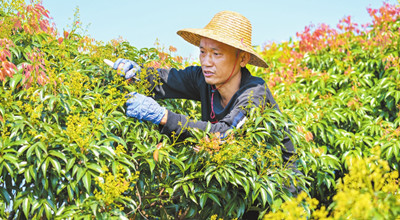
left=186, top=205, right=197, bottom=218
left=44, top=202, right=52, bottom=220
left=207, top=193, right=221, bottom=206
left=49, top=150, right=67, bottom=163
left=56, top=182, right=67, bottom=195
left=182, top=184, right=189, bottom=197
left=3, top=153, right=18, bottom=163
left=97, top=146, right=114, bottom=158
left=29, top=165, right=37, bottom=182
left=105, top=135, right=127, bottom=148
left=0, top=188, right=11, bottom=204
left=67, top=185, right=74, bottom=201
left=82, top=172, right=91, bottom=192
left=9, top=73, right=23, bottom=90
left=260, top=187, right=268, bottom=207
left=225, top=199, right=237, bottom=216
left=214, top=170, right=224, bottom=187
left=24, top=168, right=32, bottom=183
left=17, top=144, right=31, bottom=156
left=27, top=142, right=40, bottom=159
left=255, top=116, right=263, bottom=127
left=189, top=193, right=197, bottom=204
left=238, top=200, right=246, bottom=217
left=145, top=158, right=155, bottom=174
left=200, top=194, right=208, bottom=208
left=66, top=158, right=76, bottom=172
left=42, top=157, right=50, bottom=180
left=76, top=167, right=86, bottom=182
left=206, top=172, right=214, bottom=187
left=170, top=157, right=185, bottom=173
left=241, top=178, right=250, bottom=196
left=87, top=163, right=104, bottom=175
left=55, top=205, right=65, bottom=216
left=271, top=198, right=283, bottom=212
left=9, top=46, right=21, bottom=59
left=49, top=158, right=61, bottom=176
left=172, top=183, right=182, bottom=194
left=22, top=197, right=30, bottom=219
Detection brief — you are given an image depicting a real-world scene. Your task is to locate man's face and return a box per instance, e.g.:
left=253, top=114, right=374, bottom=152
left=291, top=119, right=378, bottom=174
left=199, top=38, right=240, bottom=87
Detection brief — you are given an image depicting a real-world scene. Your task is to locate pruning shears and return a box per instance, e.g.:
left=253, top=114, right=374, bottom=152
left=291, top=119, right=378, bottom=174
left=103, top=59, right=114, bottom=68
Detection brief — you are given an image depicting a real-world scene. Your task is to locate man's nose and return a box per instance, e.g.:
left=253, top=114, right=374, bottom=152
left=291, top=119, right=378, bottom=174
left=201, top=53, right=213, bottom=66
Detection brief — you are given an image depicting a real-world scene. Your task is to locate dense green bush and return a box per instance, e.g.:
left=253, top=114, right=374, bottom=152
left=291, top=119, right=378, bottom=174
left=256, top=1, right=400, bottom=217
left=0, top=1, right=306, bottom=219
left=1, top=0, right=399, bottom=219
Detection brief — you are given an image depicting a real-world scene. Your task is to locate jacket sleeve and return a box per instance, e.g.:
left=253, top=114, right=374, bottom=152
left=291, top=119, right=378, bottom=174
left=145, top=66, right=202, bottom=100
left=159, top=108, right=246, bottom=140
left=143, top=66, right=235, bottom=137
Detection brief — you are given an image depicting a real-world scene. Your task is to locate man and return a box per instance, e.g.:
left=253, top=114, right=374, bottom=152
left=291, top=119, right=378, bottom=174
left=114, top=10, right=296, bottom=168
left=113, top=10, right=300, bottom=219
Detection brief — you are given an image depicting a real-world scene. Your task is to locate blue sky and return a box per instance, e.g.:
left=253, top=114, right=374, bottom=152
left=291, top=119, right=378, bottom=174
left=42, top=0, right=396, bottom=60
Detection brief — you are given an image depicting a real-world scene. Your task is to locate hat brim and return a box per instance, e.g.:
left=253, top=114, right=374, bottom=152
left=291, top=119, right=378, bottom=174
left=177, top=28, right=268, bottom=68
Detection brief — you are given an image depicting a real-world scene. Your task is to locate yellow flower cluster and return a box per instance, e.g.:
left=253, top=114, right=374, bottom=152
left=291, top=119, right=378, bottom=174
left=199, top=133, right=281, bottom=169
left=65, top=113, right=91, bottom=151
left=0, top=0, right=28, bottom=16
left=30, top=103, right=43, bottom=123
left=330, top=148, right=400, bottom=219
left=198, top=133, right=224, bottom=154
left=1, top=90, right=13, bottom=108
left=115, top=144, right=126, bottom=156
left=198, top=133, right=241, bottom=165
left=14, top=89, right=44, bottom=126
left=45, top=65, right=64, bottom=95
left=93, top=81, right=127, bottom=116
left=64, top=71, right=90, bottom=98
left=262, top=146, right=400, bottom=219
left=210, top=214, right=237, bottom=220
left=94, top=165, right=139, bottom=211
left=257, top=146, right=282, bottom=175
left=263, top=191, right=320, bottom=220
left=1, top=123, right=11, bottom=139
left=64, top=112, right=102, bottom=152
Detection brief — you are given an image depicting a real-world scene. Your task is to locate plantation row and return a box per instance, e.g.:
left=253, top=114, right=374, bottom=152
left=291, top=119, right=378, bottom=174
left=0, top=0, right=399, bottom=219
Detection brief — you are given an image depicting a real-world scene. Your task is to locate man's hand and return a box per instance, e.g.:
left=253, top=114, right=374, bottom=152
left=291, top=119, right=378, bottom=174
left=126, top=92, right=166, bottom=125
left=113, top=58, right=141, bottom=80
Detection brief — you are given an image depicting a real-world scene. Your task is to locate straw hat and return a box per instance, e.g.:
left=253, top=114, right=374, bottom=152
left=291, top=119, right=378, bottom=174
left=177, top=11, right=268, bottom=68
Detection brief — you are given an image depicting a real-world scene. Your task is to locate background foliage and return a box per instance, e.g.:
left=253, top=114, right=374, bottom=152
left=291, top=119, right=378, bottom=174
left=0, top=0, right=399, bottom=219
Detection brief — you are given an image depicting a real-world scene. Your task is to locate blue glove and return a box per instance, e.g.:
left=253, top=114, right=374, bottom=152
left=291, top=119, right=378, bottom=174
left=125, top=92, right=166, bottom=125
left=113, top=58, right=141, bottom=80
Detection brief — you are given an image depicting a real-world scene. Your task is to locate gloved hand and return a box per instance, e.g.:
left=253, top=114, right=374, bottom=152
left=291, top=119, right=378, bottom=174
left=125, top=92, right=166, bottom=125
left=113, top=58, right=141, bottom=80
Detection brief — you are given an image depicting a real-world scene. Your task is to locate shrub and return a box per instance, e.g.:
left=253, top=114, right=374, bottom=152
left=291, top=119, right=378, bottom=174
left=1, top=0, right=399, bottom=219
left=0, top=1, right=306, bottom=219
left=254, top=1, right=400, bottom=208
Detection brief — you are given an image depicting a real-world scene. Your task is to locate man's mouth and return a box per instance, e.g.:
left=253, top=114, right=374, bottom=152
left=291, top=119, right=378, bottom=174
left=203, top=70, right=214, bottom=77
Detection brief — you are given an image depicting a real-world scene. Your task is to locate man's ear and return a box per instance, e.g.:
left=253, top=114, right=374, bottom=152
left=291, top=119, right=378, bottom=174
left=239, top=51, right=251, bottom=67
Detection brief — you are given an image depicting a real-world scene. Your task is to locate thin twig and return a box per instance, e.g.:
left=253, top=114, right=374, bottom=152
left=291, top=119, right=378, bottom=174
left=127, top=186, right=148, bottom=220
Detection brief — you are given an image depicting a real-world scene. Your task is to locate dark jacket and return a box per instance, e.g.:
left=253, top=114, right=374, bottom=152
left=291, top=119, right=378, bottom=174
left=145, top=65, right=296, bottom=163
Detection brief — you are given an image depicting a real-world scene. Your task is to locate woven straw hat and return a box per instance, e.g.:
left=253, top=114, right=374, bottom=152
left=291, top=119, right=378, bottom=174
left=177, top=11, right=268, bottom=68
